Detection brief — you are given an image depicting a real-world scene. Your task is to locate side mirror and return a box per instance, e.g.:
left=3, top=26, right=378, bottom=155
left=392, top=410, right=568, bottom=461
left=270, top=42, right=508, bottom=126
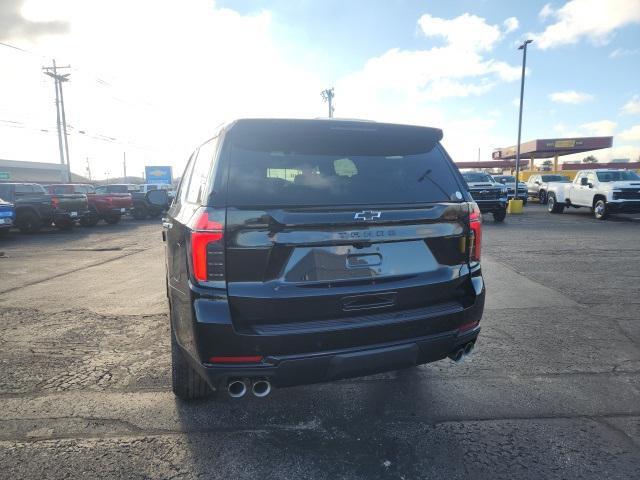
left=535, top=181, right=540, bottom=185
left=588, top=183, right=593, bottom=188
left=580, top=177, right=589, bottom=186
left=146, top=189, right=169, bottom=208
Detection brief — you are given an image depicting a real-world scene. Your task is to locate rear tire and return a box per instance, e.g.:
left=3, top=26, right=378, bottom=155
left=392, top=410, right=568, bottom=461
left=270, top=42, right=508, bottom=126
left=539, top=190, right=547, bottom=204
left=80, top=212, right=100, bottom=227
left=593, top=199, right=608, bottom=220
left=547, top=193, right=564, bottom=214
left=492, top=209, right=506, bottom=222
left=133, top=205, right=148, bottom=220
left=104, top=214, right=121, bottom=225
left=17, top=211, right=42, bottom=234
left=171, top=325, right=211, bottom=400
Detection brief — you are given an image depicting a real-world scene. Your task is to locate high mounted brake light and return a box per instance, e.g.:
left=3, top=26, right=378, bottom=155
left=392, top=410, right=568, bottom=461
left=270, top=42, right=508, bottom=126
left=469, top=203, right=482, bottom=262
left=189, top=207, right=225, bottom=283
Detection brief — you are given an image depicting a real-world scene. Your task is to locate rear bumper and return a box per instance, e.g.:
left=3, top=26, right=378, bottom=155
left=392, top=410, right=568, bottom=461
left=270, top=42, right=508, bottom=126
left=53, top=210, right=89, bottom=222
left=475, top=199, right=507, bottom=213
left=194, top=326, right=480, bottom=390
left=174, top=269, right=485, bottom=390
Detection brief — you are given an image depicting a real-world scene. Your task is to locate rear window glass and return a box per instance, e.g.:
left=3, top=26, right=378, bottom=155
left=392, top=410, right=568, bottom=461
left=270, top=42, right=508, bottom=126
left=225, top=122, right=462, bottom=207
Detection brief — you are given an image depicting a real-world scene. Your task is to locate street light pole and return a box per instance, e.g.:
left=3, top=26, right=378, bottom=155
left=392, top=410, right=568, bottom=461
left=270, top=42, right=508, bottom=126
left=514, top=39, right=533, bottom=199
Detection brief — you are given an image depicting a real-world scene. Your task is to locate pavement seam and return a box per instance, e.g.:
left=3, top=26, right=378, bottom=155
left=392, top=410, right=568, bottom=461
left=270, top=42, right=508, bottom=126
left=0, top=248, right=148, bottom=295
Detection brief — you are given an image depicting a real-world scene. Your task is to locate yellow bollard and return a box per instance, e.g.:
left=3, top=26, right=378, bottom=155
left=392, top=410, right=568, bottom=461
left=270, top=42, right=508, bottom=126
left=507, top=199, right=524, bottom=214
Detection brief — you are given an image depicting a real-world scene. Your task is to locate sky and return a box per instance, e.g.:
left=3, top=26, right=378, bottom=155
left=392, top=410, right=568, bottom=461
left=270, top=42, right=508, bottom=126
left=1, top=0, right=639, bottom=180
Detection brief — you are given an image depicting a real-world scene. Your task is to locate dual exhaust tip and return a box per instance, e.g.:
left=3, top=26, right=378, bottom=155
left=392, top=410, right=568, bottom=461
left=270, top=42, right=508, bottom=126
left=448, top=341, right=475, bottom=363
left=227, top=378, right=271, bottom=398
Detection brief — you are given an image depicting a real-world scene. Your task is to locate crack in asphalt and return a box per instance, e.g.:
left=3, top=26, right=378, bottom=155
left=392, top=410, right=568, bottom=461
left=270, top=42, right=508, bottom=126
left=0, top=248, right=149, bottom=295
left=2, top=413, right=640, bottom=445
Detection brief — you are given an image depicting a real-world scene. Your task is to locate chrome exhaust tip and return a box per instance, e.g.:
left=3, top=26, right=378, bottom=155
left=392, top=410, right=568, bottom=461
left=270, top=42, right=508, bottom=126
left=464, top=341, right=475, bottom=355
left=449, top=348, right=465, bottom=363
left=227, top=379, right=248, bottom=398
left=251, top=379, right=272, bottom=398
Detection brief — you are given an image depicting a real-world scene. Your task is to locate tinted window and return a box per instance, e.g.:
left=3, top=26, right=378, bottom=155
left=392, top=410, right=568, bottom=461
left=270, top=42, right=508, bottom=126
left=541, top=175, right=569, bottom=182
left=95, top=186, right=107, bottom=194
left=596, top=170, right=640, bottom=182
left=14, top=184, right=33, bottom=194
left=227, top=146, right=461, bottom=207
left=75, top=185, right=95, bottom=194
left=187, top=138, right=218, bottom=204
left=462, top=172, right=493, bottom=183
left=48, top=185, right=67, bottom=194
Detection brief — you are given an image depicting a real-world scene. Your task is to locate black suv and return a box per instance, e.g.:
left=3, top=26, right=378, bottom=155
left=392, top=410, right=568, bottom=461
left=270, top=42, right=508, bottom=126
left=162, top=118, right=485, bottom=400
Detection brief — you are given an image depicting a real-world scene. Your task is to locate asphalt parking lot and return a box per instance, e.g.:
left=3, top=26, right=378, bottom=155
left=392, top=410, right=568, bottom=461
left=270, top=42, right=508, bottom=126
left=1, top=205, right=639, bottom=479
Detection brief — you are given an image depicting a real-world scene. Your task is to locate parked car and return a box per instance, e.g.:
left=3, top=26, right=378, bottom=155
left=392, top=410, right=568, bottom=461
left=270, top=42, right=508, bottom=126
left=547, top=169, right=640, bottom=220
left=492, top=175, right=528, bottom=205
left=138, top=183, right=176, bottom=200
left=461, top=171, right=508, bottom=222
left=0, top=197, right=15, bottom=235
left=95, top=183, right=168, bottom=219
left=0, top=183, right=88, bottom=233
left=526, top=174, right=571, bottom=204
left=44, top=184, right=133, bottom=226
left=159, top=118, right=485, bottom=400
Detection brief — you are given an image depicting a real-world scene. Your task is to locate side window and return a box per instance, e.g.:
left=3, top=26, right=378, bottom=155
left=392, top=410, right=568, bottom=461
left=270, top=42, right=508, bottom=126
left=587, top=172, right=597, bottom=185
left=14, top=184, right=32, bottom=194
left=95, top=186, right=106, bottom=194
left=176, top=151, right=197, bottom=205
left=186, top=137, right=218, bottom=204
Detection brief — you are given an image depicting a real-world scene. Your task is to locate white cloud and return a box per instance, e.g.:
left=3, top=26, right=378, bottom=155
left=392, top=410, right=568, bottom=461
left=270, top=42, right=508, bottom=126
left=533, top=0, right=640, bottom=49
left=418, top=13, right=503, bottom=52
left=580, top=120, right=617, bottom=136
left=503, top=17, right=519, bottom=34
left=610, top=47, right=640, bottom=58
left=621, top=95, right=640, bottom=114
left=549, top=90, right=594, bottom=104
left=618, top=125, right=640, bottom=141
left=539, top=3, right=554, bottom=20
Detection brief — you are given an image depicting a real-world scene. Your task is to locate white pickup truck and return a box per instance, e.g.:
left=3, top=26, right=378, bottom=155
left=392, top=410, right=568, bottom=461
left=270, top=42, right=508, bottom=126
left=546, top=169, right=640, bottom=220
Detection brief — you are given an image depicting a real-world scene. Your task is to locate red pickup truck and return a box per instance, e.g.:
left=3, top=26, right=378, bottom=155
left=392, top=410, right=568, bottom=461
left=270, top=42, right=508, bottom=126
left=45, top=184, right=133, bottom=226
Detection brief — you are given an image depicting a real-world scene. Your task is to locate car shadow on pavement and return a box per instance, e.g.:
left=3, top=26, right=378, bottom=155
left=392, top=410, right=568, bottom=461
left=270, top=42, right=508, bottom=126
left=172, top=367, right=432, bottom=477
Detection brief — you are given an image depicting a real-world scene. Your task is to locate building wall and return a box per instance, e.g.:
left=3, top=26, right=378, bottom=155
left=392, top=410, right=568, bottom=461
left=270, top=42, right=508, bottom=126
left=0, top=166, right=65, bottom=183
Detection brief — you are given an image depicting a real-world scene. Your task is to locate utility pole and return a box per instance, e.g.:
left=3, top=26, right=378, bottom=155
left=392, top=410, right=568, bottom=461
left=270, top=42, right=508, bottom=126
left=123, top=152, right=127, bottom=182
left=86, top=157, right=92, bottom=181
left=43, top=60, right=71, bottom=182
left=478, top=148, right=481, bottom=162
left=321, top=88, right=335, bottom=118
left=514, top=39, right=533, bottom=205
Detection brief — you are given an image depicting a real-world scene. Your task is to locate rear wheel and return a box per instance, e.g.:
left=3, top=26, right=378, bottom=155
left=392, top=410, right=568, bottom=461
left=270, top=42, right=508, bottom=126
left=133, top=205, right=148, bottom=220
left=539, top=190, right=547, bottom=204
left=547, top=193, right=564, bottom=214
left=80, top=211, right=100, bottom=227
left=104, top=214, right=121, bottom=225
left=171, top=324, right=211, bottom=400
left=17, top=211, right=42, bottom=234
left=593, top=199, right=608, bottom=220
left=492, top=208, right=506, bottom=222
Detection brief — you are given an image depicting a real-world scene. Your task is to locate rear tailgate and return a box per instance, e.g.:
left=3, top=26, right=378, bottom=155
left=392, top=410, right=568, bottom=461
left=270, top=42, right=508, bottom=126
left=107, top=193, right=133, bottom=208
left=50, top=194, right=88, bottom=214
left=226, top=203, right=471, bottom=331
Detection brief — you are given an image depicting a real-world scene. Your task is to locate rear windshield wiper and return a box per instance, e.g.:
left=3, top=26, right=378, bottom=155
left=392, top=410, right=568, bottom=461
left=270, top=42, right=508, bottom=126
left=417, top=169, right=454, bottom=201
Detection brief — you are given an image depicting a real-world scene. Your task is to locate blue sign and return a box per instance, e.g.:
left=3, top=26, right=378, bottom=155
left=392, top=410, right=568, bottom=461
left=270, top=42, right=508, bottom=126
left=145, top=166, right=173, bottom=185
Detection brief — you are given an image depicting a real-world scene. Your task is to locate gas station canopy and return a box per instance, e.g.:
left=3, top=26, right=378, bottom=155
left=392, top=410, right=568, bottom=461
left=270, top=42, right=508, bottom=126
left=492, top=136, right=613, bottom=160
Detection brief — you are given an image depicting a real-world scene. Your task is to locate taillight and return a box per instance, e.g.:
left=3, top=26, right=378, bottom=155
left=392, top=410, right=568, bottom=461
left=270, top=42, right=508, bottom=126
left=51, top=196, right=60, bottom=209
left=189, top=207, right=225, bottom=283
left=469, top=203, right=482, bottom=262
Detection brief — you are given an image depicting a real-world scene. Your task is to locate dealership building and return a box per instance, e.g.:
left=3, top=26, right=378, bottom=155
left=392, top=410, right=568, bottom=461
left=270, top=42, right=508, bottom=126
left=0, top=159, right=69, bottom=183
